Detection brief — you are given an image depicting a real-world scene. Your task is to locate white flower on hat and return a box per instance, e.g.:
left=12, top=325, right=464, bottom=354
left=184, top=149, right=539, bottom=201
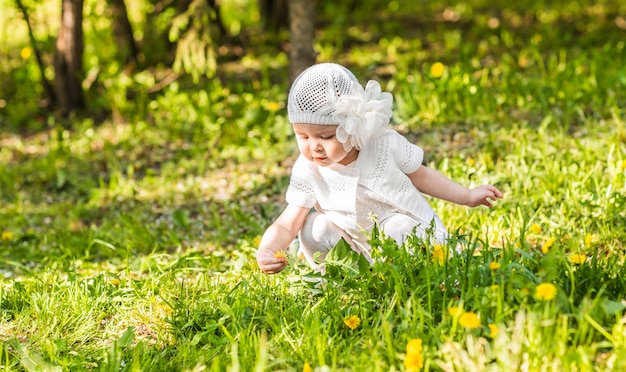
left=334, top=80, right=393, bottom=151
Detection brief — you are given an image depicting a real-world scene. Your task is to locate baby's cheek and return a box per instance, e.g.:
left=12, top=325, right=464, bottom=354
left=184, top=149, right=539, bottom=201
left=299, top=147, right=310, bottom=158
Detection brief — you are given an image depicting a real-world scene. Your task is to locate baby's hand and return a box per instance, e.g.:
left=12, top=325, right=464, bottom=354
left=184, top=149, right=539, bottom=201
left=467, top=185, right=503, bottom=208
left=256, top=248, right=288, bottom=274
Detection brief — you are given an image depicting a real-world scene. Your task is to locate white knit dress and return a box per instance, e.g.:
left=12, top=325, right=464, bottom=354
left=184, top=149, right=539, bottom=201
left=286, top=129, right=449, bottom=257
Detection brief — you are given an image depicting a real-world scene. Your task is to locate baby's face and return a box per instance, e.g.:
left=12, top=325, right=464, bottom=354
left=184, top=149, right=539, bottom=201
left=292, top=123, right=358, bottom=166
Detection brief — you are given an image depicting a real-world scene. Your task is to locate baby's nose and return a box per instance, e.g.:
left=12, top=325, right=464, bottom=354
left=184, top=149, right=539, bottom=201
left=310, top=140, right=323, bottom=152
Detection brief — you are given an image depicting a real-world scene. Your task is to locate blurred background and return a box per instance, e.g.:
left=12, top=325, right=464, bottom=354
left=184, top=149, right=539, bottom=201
left=2, top=0, right=625, bottom=135
left=1, top=1, right=625, bottom=250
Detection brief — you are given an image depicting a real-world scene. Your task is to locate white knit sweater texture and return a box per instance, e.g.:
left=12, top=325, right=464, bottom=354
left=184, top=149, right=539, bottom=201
left=286, top=129, right=448, bottom=243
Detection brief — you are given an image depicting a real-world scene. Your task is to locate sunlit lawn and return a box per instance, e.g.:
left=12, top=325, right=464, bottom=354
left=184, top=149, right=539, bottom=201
left=1, top=0, right=626, bottom=370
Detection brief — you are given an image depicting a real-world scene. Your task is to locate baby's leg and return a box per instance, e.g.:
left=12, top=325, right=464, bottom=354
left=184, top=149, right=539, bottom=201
left=299, top=212, right=347, bottom=271
left=379, top=214, right=420, bottom=244
left=380, top=213, right=450, bottom=249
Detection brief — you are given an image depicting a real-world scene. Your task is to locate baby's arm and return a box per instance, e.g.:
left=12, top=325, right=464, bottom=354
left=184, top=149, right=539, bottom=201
left=256, top=203, right=310, bottom=274
left=407, top=165, right=503, bottom=207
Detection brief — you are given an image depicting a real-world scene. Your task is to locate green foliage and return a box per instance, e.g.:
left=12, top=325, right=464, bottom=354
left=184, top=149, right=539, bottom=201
left=1, top=0, right=626, bottom=370
left=169, top=0, right=218, bottom=81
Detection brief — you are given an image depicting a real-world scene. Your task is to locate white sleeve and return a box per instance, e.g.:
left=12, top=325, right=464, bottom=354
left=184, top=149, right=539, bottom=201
left=285, top=155, right=317, bottom=208
left=389, top=131, right=424, bottom=174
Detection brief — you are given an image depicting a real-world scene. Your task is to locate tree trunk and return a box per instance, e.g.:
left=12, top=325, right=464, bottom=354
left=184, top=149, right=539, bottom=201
left=54, top=0, right=85, bottom=117
left=258, top=0, right=289, bottom=32
left=288, top=0, right=315, bottom=83
left=108, top=0, right=138, bottom=66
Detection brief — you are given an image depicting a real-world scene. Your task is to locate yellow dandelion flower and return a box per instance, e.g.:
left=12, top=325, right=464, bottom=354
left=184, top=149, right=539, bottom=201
left=21, top=47, right=32, bottom=59
left=406, top=338, right=423, bottom=355
left=448, top=306, right=461, bottom=317
left=344, top=315, right=360, bottom=330
left=466, top=157, right=476, bottom=166
left=535, top=283, right=557, bottom=301
left=273, top=250, right=287, bottom=259
left=253, top=235, right=262, bottom=247
left=570, top=254, right=586, bottom=265
left=430, top=62, right=445, bottom=78
left=1, top=231, right=13, bottom=241
left=621, top=159, right=626, bottom=169
left=109, top=278, right=121, bottom=286
left=432, top=244, right=445, bottom=264
left=404, top=339, right=424, bottom=371
left=489, top=262, right=501, bottom=270
left=266, top=101, right=282, bottom=112
left=303, top=361, right=312, bottom=372
left=529, top=223, right=542, bottom=234
left=518, top=55, right=529, bottom=68
left=404, top=351, right=424, bottom=371
left=459, top=311, right=481, bottom=329
left=541, top=237, right=557, bottom=254
left=584, top=234, right=596, bottom=247
left=488, top=324, right=499, bottom=338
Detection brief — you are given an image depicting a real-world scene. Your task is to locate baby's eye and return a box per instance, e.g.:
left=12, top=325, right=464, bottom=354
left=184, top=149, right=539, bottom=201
left=320, top=135, right=334, bottom=139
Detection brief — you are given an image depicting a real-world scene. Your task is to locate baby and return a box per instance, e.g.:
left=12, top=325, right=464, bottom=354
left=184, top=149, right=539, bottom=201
left=256, top=63, right=503, bottom=274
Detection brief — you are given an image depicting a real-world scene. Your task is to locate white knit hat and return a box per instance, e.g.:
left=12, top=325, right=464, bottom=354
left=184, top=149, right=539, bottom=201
left=287, top=62, right=393, bottom=150
left=287, top=63, right=358, bottom=125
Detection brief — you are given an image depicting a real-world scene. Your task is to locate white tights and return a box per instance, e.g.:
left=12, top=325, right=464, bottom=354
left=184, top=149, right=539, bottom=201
left=298, top=212, right=424, bottom=271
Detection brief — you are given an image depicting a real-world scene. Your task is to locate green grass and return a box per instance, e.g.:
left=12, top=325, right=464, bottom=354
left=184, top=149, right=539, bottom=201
left=2, top=0, right=626, bottom=370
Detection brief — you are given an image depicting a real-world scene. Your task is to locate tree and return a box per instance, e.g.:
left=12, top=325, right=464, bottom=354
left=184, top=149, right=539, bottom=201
left=108, top=0, right=138, bottom=66
left=54, top=0, right=85, bottom=116
left=258, top=0, right=288, bottom=32
left=288, top=0, right=316, bottom=83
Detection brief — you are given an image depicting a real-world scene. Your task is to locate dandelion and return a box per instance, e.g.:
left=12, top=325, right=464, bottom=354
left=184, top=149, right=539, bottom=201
left=487, top=324, right=499, bottom=338
left=266, top=101, right=282, bottom=112
left=529, top=224, right=542, bottom=234
left=1, top=231, right=13, bottom=241
left=570, top=254, right=586, bottom=265
left=541, top=237, right=557, bottom=254
left=459, top=311, right=481, bottom=329
left=303, top=361, right=312, bottom=372
left=109, top=278, right=121, bottom=286
left=466, top=157, right=476, bottom=166
left=448, top=306, right=462, bottom=317
left=20, top=47, right=32, bottom=59
left=430, top=62, right=445, bottom=78
left=584, top=234, right=596, bottom=247
left=535, top=283, right=557, bottom=301
left=253, top=235, right=262, bottom=247
left=518, top=55, right=529, bottom=68
left=344, top=315, right=360, bottom=330
left=404, top=351, right=423, bottom=371
left=273, top=250, right=287, bottom=259
left=489, top=262, right=501, bottom=270
left=406, top=338, right=423, bottom=355
left=621, top=159, right=626, bottom=169
left=432, top=244, right=445, bottom=265
left=404, top=338, right=424, bottom=371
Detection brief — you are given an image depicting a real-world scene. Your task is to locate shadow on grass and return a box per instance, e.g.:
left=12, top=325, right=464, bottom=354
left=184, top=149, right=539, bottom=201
left=0, top=132, right=291, bottom=276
